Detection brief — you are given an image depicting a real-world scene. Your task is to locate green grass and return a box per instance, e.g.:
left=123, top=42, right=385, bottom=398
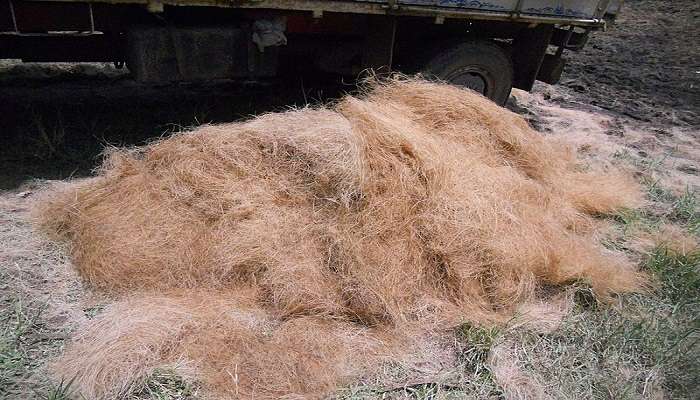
left=463, top=246, right=699, bottom=400
left=457, top=323, right=500, bottom=367
left=605, top=185, right=698, bottom=254
left=669, top=188, right=700, bottom=234
left=0, top=296, right=67, bottom=399
left=0, top=298, right=196, bottom=400
left=126, top=369, right=198, bottom=400
left=0, top=333, right=24, bottom=392
left=648, top=247, right=699, bottom=301
left=0, top=296, right=196, bottom=400
left=43, top=378, right=78, bottom=400
left=1, top=299, right=37, bottom=390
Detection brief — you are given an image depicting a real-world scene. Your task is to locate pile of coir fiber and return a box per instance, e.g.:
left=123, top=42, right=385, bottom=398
left=34, top=78, right=647, bottom=399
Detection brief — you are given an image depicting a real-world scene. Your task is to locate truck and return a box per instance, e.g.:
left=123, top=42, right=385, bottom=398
left=0, top=1, right=620, bottom=105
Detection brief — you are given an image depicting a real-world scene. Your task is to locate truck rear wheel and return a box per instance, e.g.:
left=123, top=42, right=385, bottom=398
left=423, top=40, right=513, bottom=105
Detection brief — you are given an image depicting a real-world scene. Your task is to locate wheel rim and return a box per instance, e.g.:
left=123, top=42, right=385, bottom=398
left=445, top=67, right=492, bottom=97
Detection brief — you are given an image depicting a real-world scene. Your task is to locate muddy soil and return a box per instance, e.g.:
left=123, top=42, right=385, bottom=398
left=560, top=0, right=699, bottom=126
left=506, top=0, right=700, bottom=194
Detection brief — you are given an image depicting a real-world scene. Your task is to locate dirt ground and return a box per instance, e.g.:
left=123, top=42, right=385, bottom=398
left=510, top=0, right=700, bottom=195
left=562, top=0, right=699, bottom=126
left=1, top=0, right=698, bottom=399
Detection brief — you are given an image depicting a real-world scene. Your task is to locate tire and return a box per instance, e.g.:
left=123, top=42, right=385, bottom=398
left=423, top=40, right=513, bottom=106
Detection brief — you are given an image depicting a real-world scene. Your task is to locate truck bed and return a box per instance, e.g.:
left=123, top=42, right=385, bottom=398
left=23, top=0, right=610, bottom=27
left=362, top=0, right=606, bottom=19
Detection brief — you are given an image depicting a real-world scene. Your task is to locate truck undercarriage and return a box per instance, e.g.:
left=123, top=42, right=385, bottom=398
left=0, top=0, right=615, bottom=104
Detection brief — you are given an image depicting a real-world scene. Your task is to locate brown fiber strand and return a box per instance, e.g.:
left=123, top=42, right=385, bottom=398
left=33, top=78, right=647, bottom=399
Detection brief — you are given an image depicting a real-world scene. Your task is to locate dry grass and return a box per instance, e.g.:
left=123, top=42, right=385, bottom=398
left=0, top=191, right=88, bottom=399
left=27, top=78, right=650, bottom=399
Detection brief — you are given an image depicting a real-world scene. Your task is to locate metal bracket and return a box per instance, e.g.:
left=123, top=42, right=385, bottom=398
left=147, top=0, right=164, bottom=13
left=8, top=0, right=18, bottom=33
left=88, top=4, right=95, bottom=33
left=384, top=0, right=399, bottom=11
left=511, top=0, right=524, bottom=19
left=556, top=26, right=573, bottom=57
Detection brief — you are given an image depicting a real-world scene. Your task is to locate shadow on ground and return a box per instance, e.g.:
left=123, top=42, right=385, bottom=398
left=0, top=62, right=347, bottom=190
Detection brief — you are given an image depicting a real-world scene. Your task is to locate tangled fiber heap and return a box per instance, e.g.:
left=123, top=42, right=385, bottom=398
left=35, top=79, right=646, bottom=399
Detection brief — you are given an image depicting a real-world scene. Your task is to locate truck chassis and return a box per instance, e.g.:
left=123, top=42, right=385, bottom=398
left=0, top=0, right=617, bottom=104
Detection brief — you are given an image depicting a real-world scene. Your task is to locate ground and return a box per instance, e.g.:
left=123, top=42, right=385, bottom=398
left=1, top=0, right=698, bottom=399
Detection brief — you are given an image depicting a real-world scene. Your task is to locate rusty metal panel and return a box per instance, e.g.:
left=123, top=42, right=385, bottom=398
left=363, top=0, right=518, bottom=13
left=519, top=0, right=605, bottom=18
left=15, top=0, right=608, bottom=26
left=361, top=0, right=605, bottom=19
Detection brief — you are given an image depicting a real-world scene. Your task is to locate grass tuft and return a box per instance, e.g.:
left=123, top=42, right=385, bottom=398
left=457, top=323, right=500, bottom=366
left=42, top=377, right=78, bottom=400
left=669, top=188, right=700, bottom=234
left=492, top=245, right=699, bottom=399
left=646, top=247, right=700, bottom=304
left=127, top=369, right=198, bottom=400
